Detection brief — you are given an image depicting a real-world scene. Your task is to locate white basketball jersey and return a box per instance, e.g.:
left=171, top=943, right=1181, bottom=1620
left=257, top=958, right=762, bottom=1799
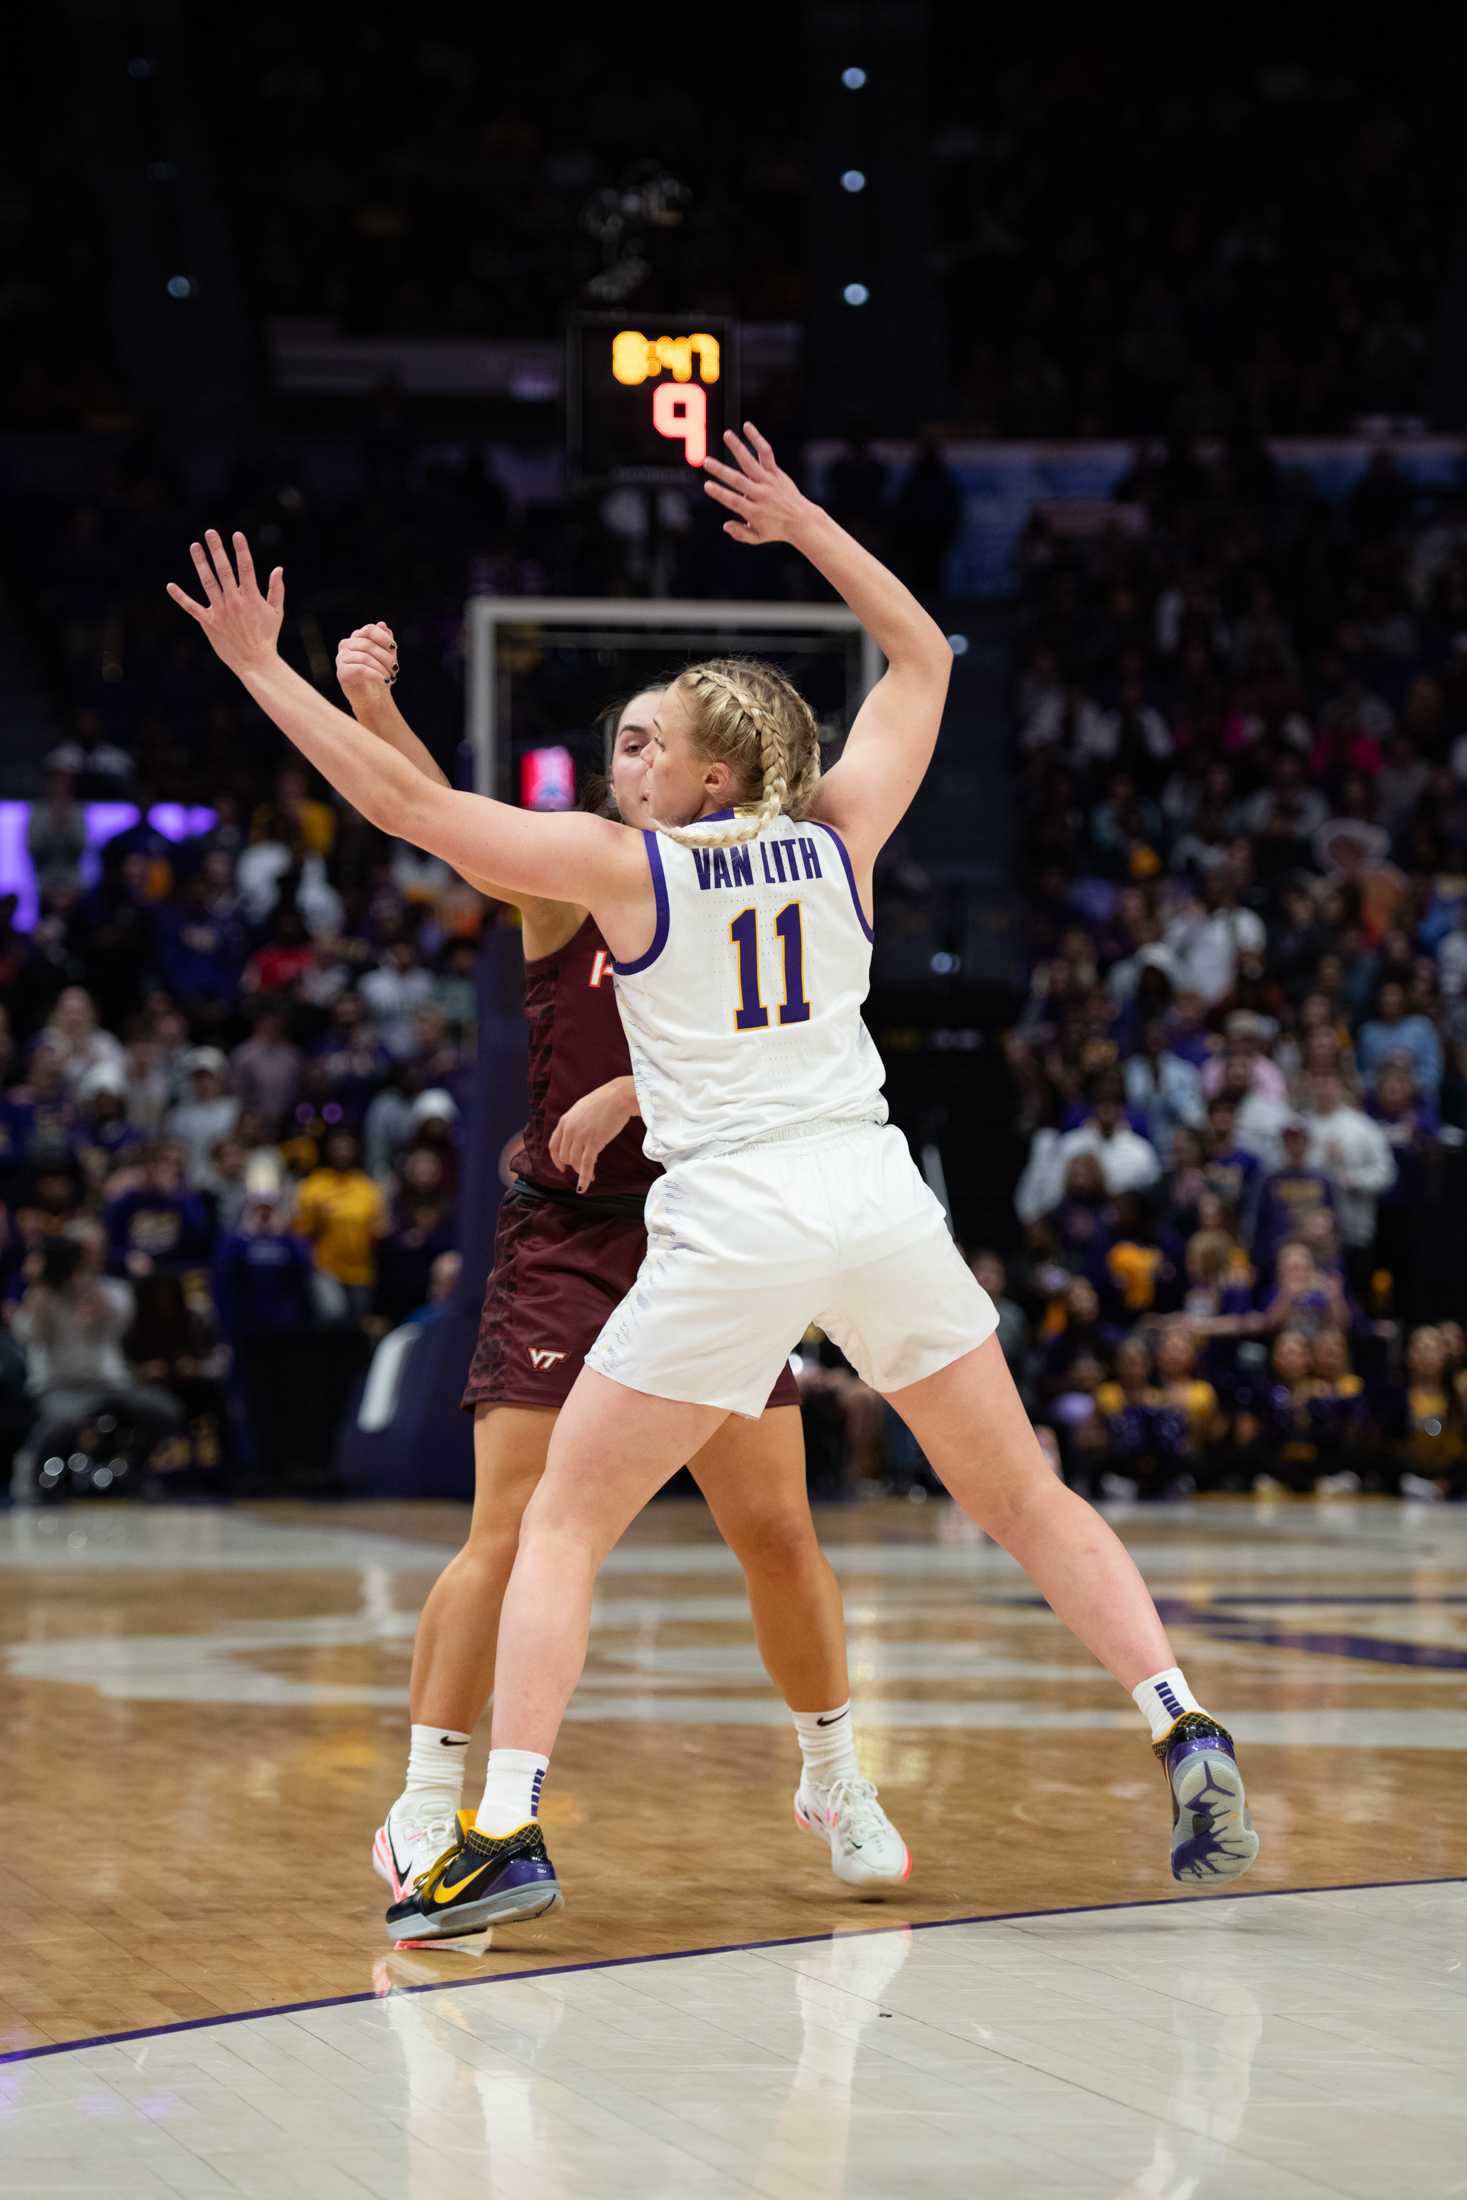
left=611, top=809, right=888, bottom=1167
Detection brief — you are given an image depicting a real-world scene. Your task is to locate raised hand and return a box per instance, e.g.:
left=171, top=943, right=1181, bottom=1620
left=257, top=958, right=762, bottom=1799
left=166, top=530, right=283, bottom=672
left=336, top=622, right=399, bottom=715
left=701, top=422, right=814, bottom=546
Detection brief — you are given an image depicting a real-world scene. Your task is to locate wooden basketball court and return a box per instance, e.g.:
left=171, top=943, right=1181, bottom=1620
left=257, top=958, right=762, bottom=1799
left=2, top=1495, right=1464, bottom=2195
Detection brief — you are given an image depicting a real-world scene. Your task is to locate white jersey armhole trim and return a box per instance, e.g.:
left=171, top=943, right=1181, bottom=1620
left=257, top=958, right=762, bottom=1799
left=808, top=819, right=875, bottom=942
left=611, top=831, right=671, bottom=975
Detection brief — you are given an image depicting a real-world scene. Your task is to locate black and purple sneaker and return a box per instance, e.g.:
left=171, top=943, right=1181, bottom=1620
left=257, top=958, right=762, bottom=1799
left=385, top=1810, right=563, bottom=1943
left=1154, top=1713, right=1260, bottom=1885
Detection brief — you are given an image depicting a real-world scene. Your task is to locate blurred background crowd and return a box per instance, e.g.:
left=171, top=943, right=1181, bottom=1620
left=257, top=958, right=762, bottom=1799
left=0, top=778, right=476, bottom=1496
left=3, top=24, right=1466, bottom=1504
left=995, top=437, right=1467, bottom=1502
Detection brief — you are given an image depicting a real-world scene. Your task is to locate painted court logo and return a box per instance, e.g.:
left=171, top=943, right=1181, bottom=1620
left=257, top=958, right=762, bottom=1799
left=528, top=1348, right=568, bottom=1370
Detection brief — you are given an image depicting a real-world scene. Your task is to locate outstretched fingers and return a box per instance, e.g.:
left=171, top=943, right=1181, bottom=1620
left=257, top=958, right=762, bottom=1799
left=166, top=580, right=209, bottom=624
left=703, top=454, right=753, bottom=492
left=742, top=420, right=776, bottom=467
left=231, top=530, right=258, bottom=593
left=722, top=427, right=765, bottom=480
left=703, top=478, right=754, bottom=520
left=189, top=540, right=223, bottom=602
left=203, top=528, right=239, bottom=594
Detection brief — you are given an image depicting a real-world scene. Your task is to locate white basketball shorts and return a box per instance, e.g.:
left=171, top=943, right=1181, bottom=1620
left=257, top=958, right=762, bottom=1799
left=586, top=1121, right=999, bottom=1418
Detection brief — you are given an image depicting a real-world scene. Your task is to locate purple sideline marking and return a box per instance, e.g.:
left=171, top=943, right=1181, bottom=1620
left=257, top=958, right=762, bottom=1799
left=3, top=1874, right=1462, bottom=2068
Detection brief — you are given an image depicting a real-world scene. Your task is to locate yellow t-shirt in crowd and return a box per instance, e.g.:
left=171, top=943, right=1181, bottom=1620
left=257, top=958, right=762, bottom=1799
left=1161, top=1377, right=1221, bottom=1446
left=1405, top=1386, right=1465, bottom=1472
left=295, top=1168, right=385, bottom=1287
left=1107, top=1240, right=1164, bottom=1312
left=252, top=796, right=336, bottom=856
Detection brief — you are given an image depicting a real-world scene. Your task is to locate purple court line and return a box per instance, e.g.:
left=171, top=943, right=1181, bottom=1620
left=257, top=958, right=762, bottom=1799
left=3, top=1873, right=1463, bottom=2069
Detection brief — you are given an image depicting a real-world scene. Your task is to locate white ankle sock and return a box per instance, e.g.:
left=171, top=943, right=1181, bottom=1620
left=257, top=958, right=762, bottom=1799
left=792, top=1702, right=862, bottom=1787
left=402, top=1723, right=469, bottom=1814
left=476, top=1748, right=549, bottom=1834
left=1131, top=1668, right=1202, bottom=1742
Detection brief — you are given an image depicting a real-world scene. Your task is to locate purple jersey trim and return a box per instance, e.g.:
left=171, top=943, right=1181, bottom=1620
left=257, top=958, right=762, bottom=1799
left=612, top=830, right=670, bottom=975
left=808, top=820, right=875, bottom=942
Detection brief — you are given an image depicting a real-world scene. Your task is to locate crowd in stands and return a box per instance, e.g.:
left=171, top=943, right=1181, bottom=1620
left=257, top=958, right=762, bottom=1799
left=930, top=56, right=1457, bottom=435
left=0, top=761, right=477, bottom=1501
left=207, top=21, right=809, bottom=336
left=996, top=435, right=1467, bottom=1500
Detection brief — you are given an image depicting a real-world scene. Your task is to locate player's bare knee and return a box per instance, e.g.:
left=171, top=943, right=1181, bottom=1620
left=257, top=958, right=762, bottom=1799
left=724, top=1511, right=823, bottom=1584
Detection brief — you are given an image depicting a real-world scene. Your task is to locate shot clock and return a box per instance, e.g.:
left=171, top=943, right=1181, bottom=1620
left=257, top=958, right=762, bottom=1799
left=567, top=312, right=739, bottom=484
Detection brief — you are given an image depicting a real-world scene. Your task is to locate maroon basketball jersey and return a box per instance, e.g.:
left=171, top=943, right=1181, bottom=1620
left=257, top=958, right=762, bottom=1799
left=512, top=915, right=658, bottom=1198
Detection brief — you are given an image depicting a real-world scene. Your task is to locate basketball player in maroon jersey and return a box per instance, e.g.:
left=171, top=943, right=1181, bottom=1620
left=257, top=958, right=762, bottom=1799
left=334, top=624, right=910, bottom=1925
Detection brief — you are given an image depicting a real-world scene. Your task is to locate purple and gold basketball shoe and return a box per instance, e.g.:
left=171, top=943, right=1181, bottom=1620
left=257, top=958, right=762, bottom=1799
left=385, top=1810, right=563, bottom=1943
left=1155, top=1713, right=1260, bottom=1884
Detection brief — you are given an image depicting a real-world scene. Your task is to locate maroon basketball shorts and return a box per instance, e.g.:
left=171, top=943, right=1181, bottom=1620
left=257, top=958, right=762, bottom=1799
left=462, top=1186, right=801, bottom=1415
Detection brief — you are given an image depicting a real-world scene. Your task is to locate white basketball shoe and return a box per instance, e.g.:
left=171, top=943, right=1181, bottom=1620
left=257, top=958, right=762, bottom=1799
left=371, top=1797, right=462, bottom=1901
left=794, top=1775, right=911, bottom=1889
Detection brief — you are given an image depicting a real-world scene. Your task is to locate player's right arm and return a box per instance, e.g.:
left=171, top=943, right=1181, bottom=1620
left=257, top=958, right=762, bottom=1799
left=701, top=425, right=952, bottom=868
left=167, top=532, right=648, bottom=946
left=335, top=622, right=567, bottom=925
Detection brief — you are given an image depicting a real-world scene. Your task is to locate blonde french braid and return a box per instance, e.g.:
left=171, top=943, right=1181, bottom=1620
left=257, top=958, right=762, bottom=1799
left=656, top=658, right=822, bottom=850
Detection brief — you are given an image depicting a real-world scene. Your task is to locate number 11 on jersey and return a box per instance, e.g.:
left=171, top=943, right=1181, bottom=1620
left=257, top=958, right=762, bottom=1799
left=730, top=903, right=811, bottom=1030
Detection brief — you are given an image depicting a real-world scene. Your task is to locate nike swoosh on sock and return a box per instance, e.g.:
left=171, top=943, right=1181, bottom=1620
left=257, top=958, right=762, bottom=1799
left=816, top=1710, right=849, bottom=1727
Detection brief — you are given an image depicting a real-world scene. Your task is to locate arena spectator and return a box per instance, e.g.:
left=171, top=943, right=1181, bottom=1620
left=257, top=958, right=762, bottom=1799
left=1123, top=1018, right=1205, bottom=1163
left=1200, top=1013, right=1287, bottom=1103
left=154, top=872, right=249, bottom=1022
left=1254, top=1121, right=1337, bottom=1273
left=73, top=1070, right=145, bottom=1189
left=1163, top=871, right=1266, bottom=1008
left=10, top=1229, right=186, bottom=1502
left=104, top=1145, right=214, bottom=1279
left=1357, top=978, right=1444, bottom=1099
left=1242, top=1330, right=1325, bottom=1495
left=1260, top=1241, right=1354, bottom=1340
left=1309, top=1328, right=1370, bottom=1495
left=1390, top=1326, right=1467, bottom=1501
left=212, top=1190, right=321, bottom=1478
left=1015, top=1073, right=1161, bottom=1225
left=164, top=1051, right=240, bottom=1183
left=231, top=1005, right=303, bottom=1136
left=1154, top=1326, right=1224, bottom=1462
left=295, top=1128, right=387, bottom=1319
left=39, top=989, right=125, bottom=1093
left=1300, top=1071, right=1396, bottom=1269
left=26, top=770, right=87, bottom=897
left=969, top=1252, right=1030, bottom=1377
left=252, top=762, right=336, bottom=860
left=212, top=1193, right=317, bottom=1342
left=360, top=934, right=437, bottom=1061
left=373, top=1148, right=456, bottom=1329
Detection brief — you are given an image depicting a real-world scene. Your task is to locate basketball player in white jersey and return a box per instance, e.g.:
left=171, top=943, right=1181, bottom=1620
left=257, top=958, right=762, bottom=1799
left=169, top=430, right=1258, bottom=1938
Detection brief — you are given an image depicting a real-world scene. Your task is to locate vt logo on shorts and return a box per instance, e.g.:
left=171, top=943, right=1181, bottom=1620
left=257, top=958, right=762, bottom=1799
left=528, top=1348, right=568, bottom=1370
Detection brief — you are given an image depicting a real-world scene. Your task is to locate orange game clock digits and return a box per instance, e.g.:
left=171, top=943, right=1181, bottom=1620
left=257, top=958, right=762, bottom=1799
left=568, top=313, right=738, bottom=484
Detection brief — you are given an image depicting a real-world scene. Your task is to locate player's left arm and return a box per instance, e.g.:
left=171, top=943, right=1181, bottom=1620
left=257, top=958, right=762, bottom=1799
left=701, top=426, right=952, bottom=868
left=167, top=531, right=639, bottom=916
